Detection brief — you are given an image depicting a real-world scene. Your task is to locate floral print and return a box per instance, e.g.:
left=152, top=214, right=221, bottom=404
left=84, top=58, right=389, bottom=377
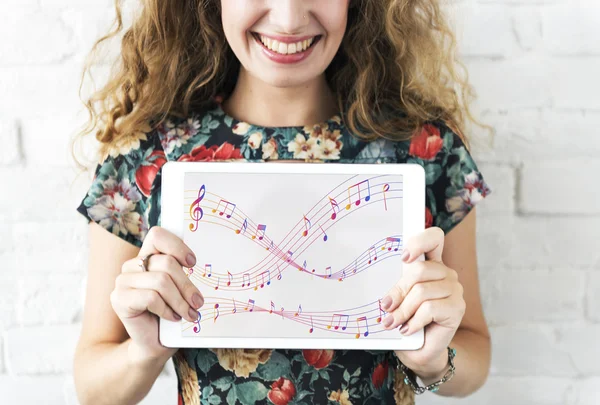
left=77, top=97, right=492, bottom=404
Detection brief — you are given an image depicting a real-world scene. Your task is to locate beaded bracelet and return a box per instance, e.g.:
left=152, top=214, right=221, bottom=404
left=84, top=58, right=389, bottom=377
left=396, top=346, right=457, bottom=394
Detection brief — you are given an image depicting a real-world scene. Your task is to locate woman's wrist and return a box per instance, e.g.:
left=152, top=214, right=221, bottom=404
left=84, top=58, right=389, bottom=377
left=409, top=349, right=451, bottom=385
left=127, top=339, right=176, bottom=368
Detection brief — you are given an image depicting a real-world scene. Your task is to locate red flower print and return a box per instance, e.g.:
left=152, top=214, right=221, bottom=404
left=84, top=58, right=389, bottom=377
left=177, top=142, right=243, bottom=162
left=135, top=150, right=167, bottom=197
left=267, top=377, right=296, bottom=405
left=425, top=206, right=433, bottom=228
left=177, top=393, right=183, bottom=405
left=302, top=349, right=334, bottom=369
left=409, top=123, right=444, bottom=161
left=372, top=360, right=389, bottom=389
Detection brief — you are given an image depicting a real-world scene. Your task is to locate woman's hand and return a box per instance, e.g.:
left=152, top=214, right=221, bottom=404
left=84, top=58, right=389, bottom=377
left=380, top=227, right=466, bottom=380
left=110, top=226, right=205, bottom=364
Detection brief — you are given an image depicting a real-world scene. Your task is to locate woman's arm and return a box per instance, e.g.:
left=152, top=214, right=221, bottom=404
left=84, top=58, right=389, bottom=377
left=412, top=207, right=492, bottom=397
left=73, top=223, right=171, bottom=405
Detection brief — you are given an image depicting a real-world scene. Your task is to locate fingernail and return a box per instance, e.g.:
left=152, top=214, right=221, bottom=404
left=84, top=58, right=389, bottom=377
left=399, top=324, right=409, bottom=334
left=381, top=296, right=392, bottom=310
left=383, top=316, right=393, bottom=328
left=401, top=250, right=410, bottom=262
left=187, top=253, right=196, bottom=267
left=188, top=308, right=199, bottom=321
left=192, top=293, right=204, bottom=309
left=173, top=313, right=181, bottom=321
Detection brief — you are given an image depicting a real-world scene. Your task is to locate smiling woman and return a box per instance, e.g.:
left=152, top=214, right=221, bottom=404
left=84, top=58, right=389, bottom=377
left=72, top=1, right=492, bottom=404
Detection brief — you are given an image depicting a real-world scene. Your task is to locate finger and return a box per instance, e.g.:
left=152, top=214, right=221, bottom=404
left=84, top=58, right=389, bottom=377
left=381, top=279, right=454, bottom=330
left=116, top=270, right=200, bottom=322
left=380, top=260, right=447, bottom=313
left=401, top=226, right=445, bottom=264
left=139, top=226, right=197, bottom=268
left=111, top=287, right=183, bottom=322
left=123, top=253, right=205, bottom=311
left=398, top=297, right=460, bottom=336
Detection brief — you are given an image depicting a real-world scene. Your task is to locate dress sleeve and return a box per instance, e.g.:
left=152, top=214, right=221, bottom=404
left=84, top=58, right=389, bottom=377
left=75, top=132, right=167, bottom=248
left=406, top=120, right=492, bottom=235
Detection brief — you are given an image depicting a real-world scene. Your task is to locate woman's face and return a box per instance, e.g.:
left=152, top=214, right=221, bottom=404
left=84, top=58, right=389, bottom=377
left=220, top=0, right=350, bottom=88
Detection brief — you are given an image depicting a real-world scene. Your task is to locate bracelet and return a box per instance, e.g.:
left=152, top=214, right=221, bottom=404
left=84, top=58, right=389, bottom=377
left=396, top=346, right=456, bottom=394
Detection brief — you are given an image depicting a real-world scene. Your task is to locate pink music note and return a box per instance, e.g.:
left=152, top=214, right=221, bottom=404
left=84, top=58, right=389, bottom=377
left=328, top=313, right=349, bottom=330
left=242, top=273, right=250, bottom=287
left=189, top=185, right=205, bottom=232
left=295, top=304, right=303, bottom=317
left=214, top=277, right=220, bottom=290
left=382, top=183, right=390, bottom=211
left=302, top=215, right=311, bottom=237
left=270, top=300, right=275, bottom=314
left=213, top=303, right=220, bottom=323
left=328, top=196, right=340, bottom=220
left=345, top=179, right=371, bottom=210
left=385, top=237, right=401, bottom=252
left=245, top=299, right=255, bottom=312
left=309, top=315, right=314, bottom=333
left=232, top=298, right=237, bottom=314
left=192, top=311, right=201, bottom=333
left=320, top=225, right=328, bottom=242
left=212, top=199, right=236, bottom=218
left=356, top=316, right=369, bottom=338
left=187, top=268, right=194, bottom=277
left=286, top=250, right=294, bottom=262
left=236, top=218, right=248, bottom=235
left=377, top=299, right=386, bottom=323
left=326, top=266, right=332, bottom=278
left=204, top=264, right=212, bottom=277
left=368, top=246, right=377, bottom=264
left=227, top=271, right=233, bottom=286
left=253, top=224, right=267, bottom=240
left=338, top=270, right=346, bottom=282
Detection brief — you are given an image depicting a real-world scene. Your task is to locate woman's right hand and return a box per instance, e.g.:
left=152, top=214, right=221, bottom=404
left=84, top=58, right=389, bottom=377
left=110, top=226, right=204, bottom=364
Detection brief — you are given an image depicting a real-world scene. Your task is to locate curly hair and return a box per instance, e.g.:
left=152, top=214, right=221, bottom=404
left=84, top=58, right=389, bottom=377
left=72, top=0, right=490, bottom=166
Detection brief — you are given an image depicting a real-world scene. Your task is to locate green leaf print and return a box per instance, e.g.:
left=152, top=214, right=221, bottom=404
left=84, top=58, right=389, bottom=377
left=212, top=376, right=233, bottom=392
left=443, top=130, right=454, bottom=151
left=196, top=350, right=218, bottom=375
left=424, top=163, right=442, bottom=185
left=253, top=351, right=291, bottom=380
left=226, top=387, right=237, bottom=405
left=235, top=381, right=269, bottom=405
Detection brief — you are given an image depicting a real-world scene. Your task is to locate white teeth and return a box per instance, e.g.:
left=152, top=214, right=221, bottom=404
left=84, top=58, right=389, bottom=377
left=257, top=34, right=317, bottom=54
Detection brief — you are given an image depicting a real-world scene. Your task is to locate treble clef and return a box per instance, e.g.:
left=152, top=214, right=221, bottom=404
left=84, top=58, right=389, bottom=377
left=189, top=184, right=206, bottom=232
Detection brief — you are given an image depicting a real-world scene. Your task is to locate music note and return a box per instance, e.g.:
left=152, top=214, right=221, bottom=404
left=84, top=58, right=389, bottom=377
left=382, top=183, right=390, bottom=211
left=295, top=304, right=303, bottom=317
left=193, top=312, right=201, bottom=333
left=345, top=179, right=371, bottom=210
left=213, top=303, right=220, bottom=323
left=280, top=307, right=284, bottom=319
left=270, top=300, right=275, bottom=314
left=276, top=265, right=282, bottom=280
left=377, top=299, right=386, bottom=323
left=320, top=225, right=328, bottom=242
left=232, top=298, right=237, bottom=314
left=189, top=185, right=206, bottom=232
left=328, top=313, right=349, bottom=330
left=309, top=315, right=314, bottom=333
left=356, top=316, right=369, bottom=338
left=328, top=196, right=340, bottom=220
left=385, top=237, right=401, bottom=251
left=212, top=199, right=236, bottom=218
left=352, top=259, right=357, bottom=274
left=267, top=240, right=274, bottom=251
left=227, top=271, right=233, bottom=286
left=187, top=268, right=194, bottom=277
left=253, top=224, right=267, bottom=240
left=242, top=273, right=250, bottom=287
left=326, top=266, right=332, bottom=278
left=245, top=299, right=255, bottom=312
left=286, top=250, right=294, bottom=262
left=302, top=215, right=311, bottom=237
left=338, top=270, right=346, bottom=282
left=368, top=246, right=377, bottom=264
left=204, top=264, right=212, bottom=277
left=255, top=271, right=270, bottom=290
left=214, top=276, right=220, bottom=290
left=301, top=260, right=307, bottom=272
left=236, top=218, right=248, bottom=235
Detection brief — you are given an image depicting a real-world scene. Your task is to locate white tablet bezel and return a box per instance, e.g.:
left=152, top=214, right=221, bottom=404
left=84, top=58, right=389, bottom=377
left=160, top=161, right=425, bottom=350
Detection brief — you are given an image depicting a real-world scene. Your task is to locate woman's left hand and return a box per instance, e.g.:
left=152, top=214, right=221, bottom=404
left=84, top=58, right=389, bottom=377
left=380, top=226, right=466, bottom=379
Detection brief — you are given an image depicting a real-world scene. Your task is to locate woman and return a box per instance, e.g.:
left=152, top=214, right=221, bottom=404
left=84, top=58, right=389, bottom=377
left=72, top=1, right=492, bottom=404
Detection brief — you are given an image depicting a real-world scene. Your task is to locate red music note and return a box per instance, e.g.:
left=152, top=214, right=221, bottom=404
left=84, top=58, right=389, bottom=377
left=368, top=246, right=377, bottom=264
left=345, top=179, right=371, bottom=210
left=227, top=271, right=233, bottom=286
left=356, top=316, right=369, bottom=338
left=193, top=312, right=201, bottom=333
left=214, top=277, right=220, bottom=290
left=382, top=183, right=390, bottom=211
left=189, top=185, right=206, bottom=232
left=253, top=224, right=267, bottom=240
left=212, top=199, right=236, bottom=218
left=328, top=196, right=340, bottom=220
left=385, top=237, right=401, bottom=251
left=328, top=313, right=349, bottom=330
left=236, top=218, right=248, bottom=235
left=302, top=215, right=311, bottom=237
left=309, top=315, right=314, bottom=333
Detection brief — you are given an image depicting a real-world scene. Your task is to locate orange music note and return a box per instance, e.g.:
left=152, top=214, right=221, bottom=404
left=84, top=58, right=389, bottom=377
left=382, top=183, right=390, bottom=211
left=212, top=199, right=236, bottom=218
left=345, top=179, right=371, bottom=210
left=302, top=215, right=311, bottom=237
left=328, top=196, right=340, bottom=220
left=253, top=224, right=267, bottom=240
left=236, top=218, right=248, bottom=235
left=213, top=303, right=220, bottom=323
left=295, top=304, right=303, bottom=317
left=328, top=313, right=349, bottom=330
left=189, top=185, right=205, bottom=232
left=356, top=316, right=369, bottom=338
left=193, top=312, right=201, bottom=333
left=245, top=299, right=255, bottom=312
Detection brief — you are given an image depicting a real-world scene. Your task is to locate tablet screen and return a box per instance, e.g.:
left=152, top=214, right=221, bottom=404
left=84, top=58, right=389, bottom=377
left=182, top=171, right=405, bottom=341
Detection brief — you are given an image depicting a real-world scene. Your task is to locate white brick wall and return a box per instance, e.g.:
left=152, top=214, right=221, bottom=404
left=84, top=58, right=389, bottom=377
left=0, top=0, right=598, bottom=404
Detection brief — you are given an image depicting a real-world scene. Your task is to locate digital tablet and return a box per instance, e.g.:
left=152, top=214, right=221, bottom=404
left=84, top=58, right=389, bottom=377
left=160, top=161, right=425, bottom=350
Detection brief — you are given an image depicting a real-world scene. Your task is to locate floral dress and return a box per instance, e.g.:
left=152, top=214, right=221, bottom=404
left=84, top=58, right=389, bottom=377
left=77, top=97, right=492, bottom=405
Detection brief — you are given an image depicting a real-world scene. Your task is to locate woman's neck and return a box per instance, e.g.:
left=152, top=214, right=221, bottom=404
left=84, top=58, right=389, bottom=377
left=221, top=68, right=339, bottom=127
